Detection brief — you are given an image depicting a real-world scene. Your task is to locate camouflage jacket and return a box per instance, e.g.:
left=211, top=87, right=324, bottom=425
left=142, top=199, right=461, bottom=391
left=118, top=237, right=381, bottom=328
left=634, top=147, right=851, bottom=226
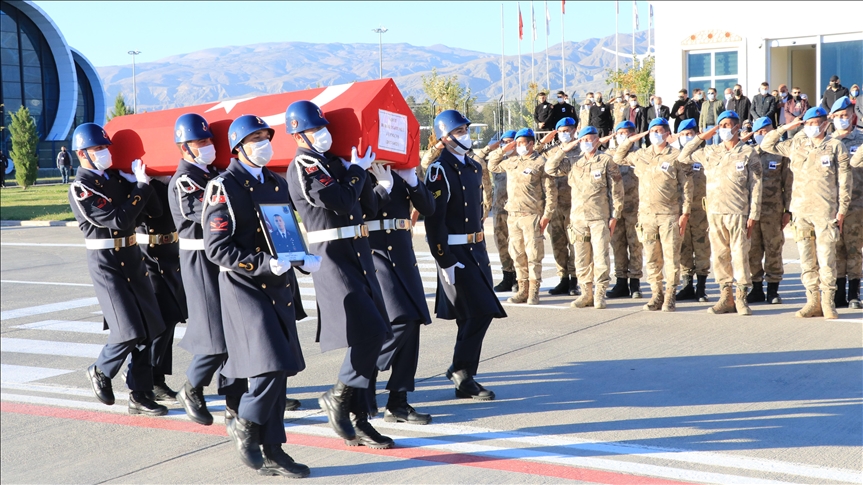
left=614, top=140, right=693, bottom=215
left=753, top=146, right=792, bottom=217
left=487, top=149, right=556, bottom=219
left=545, top=149, right=624, bottom=223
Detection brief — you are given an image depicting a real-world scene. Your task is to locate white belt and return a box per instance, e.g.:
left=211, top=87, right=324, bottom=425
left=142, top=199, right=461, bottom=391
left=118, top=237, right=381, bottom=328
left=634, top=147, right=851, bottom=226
left=306, top=224, right=369, bottom=244
left=219, top=266, right=232, bottom=272
left=84, top=235, right=137, bottom=250
left=447, top=232, right=485, bottom=245
left=366, top=219, right=412, bottom=232
left=179, top=238, right=206, bottom=251
left=136, top=232, right=179, bottom=246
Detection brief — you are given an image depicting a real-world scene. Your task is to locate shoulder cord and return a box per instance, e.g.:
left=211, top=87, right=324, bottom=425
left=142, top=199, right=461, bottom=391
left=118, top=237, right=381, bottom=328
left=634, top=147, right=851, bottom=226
left=425, top=162, right=451, bottom=202
left=202, top=176, right=236, bottom=236
left=293, top=154, right=331, bottom=207
left=175, top=175, right=205, bottom=222
left=70, top=182, right=109, bottom=229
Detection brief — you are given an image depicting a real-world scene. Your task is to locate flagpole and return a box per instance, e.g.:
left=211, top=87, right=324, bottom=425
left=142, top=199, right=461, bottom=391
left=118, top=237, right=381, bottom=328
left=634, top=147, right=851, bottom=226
left=632, top=0, right=636, bottom=66
left=545, top=1, right=550, bottom=91
left=501, top=3, right=505, bottom=108
left=561, top=0, right=565, bottom=94
left=518, top=3, right=523, bottom=111
left=531, top=1, right=535, bottom=90
left=647, top=3, right=652, bottom=58
left=615, top=1, right=619, bottom=78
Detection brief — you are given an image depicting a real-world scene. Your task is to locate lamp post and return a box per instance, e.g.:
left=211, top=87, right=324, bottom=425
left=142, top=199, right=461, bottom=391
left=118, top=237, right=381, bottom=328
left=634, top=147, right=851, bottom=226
left=127, top=50, right=141, bottom=113
left=371, top=27, right=388, bottom=79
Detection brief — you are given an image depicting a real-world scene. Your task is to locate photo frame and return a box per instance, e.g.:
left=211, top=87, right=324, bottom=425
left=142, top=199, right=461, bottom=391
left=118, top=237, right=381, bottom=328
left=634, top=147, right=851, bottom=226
left=256, top=203, right=309, bottom=266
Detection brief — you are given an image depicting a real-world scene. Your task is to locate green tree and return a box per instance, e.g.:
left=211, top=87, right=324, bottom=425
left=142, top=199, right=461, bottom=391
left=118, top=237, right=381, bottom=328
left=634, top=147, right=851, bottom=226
left=420, top=68, right=476, bottom=146
left=519, top=82, right=549, bottom=128
left=605, top=56, right=656, bottom=107
left=107, top=92, right=134, bottom=121
left=9, top=105, right=39, bottom=189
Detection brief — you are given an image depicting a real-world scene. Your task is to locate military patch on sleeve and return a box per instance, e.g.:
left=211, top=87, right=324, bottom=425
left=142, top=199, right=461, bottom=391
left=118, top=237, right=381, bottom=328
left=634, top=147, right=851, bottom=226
left=593, top=171, right=602, bottom=180
left=317, top=174, right=334, bottom=186
left=210, top=194, right=227, bottom=204
left=95, top=197, right=108, bottom=209
left=209, top=216, right=229, bottom=232
left=768, top=161, right=777, bottom=170
left=736, top=161, right=745, bottom=171
left=660, top=162, right=670, bottom=172
left=305, top=165, right=319, bottom=174
left=693, top=163, right=702, bottom=171
left=821, top=156, right=831, bottom=167
left=433, top=190, right=442, bottom=199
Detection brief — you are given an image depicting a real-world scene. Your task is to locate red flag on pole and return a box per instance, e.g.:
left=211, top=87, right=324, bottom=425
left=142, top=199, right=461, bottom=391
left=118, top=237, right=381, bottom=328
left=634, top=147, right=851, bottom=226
left=561, top=0, right=565, bottom=14
left=518, top=3, right=524, bottom=40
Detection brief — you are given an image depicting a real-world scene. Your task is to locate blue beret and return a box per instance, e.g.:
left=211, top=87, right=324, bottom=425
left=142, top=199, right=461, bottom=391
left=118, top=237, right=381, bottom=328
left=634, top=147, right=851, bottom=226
left=752, top=117, right=773, bottom=132
left=578, top=126, right=598, bottom=138
left=803, top=107, right=828, bottom=121
left=614, top=121, right=635, bottom=132
left=514, top=128, right=535, bottom=140
left=830, top=96, right=852, bottom=114
left=555, top=117, right=577, bottom=129
left=676, top=118, right=697, bottom=133
left=648, top=117, right=670, bottom=130
left=716, top=111, right=740, bottom=124
left=501, top=130, right=517, bottom=140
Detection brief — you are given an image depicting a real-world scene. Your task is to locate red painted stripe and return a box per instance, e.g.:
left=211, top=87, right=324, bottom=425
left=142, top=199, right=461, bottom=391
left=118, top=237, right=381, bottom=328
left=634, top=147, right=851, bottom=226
left=2, top=402, right=693, bottom=485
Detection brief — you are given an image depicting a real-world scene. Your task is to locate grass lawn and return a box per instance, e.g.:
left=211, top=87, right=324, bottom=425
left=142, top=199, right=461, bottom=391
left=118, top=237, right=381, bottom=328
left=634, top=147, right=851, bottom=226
left=0, top=184, right=75, bottom=221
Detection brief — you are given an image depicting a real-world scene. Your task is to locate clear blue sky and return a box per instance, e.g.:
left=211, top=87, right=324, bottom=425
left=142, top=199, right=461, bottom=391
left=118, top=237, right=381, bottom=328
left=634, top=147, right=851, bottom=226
left=34, top=1, right=651, bottom=67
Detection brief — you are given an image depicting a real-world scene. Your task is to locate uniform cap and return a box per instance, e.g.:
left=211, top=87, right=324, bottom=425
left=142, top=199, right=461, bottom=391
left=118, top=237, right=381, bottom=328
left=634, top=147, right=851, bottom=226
left=830, top=96, right=852, bottom=114
left=614, top=120, right=635, bottom=132
left=578, top=126, right=598, bottom=138
left=515, top=128, right=535, bottom=140
left=676, top=118, right=697, bottom=133
left=752, top=117, right=773, bottom=132
left=802, top=106, right=828, bottom=121
left=716, top=110, right=740, bottom=124
left=555, top=117, right=576, bottom=129
left=648, top=117, right=670, bottom=130
left=501, top=130, right=517, bottom=141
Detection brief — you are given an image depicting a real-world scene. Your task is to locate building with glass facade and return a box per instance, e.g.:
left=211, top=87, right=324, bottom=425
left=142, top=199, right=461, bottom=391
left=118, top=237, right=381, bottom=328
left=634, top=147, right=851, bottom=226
left=1, top=0, right=105, bottom=170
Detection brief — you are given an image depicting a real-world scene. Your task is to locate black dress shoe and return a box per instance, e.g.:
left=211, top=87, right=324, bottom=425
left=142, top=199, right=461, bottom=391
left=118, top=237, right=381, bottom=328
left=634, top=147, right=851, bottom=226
left=547, top=277, right=570, bottom=295
left=318, top=382, right=356, bottom=440
left=285, top=397, right=301, bottom=412
left=230, top=417, right=264, bottom=470
left=451, top=370, right=495, bottom=401
left=346, top=412, right=394, bottom=449
left=129, top=391, right=169, bottom=416
left=384, top=391, right=431, bottom=425
left=151, top=383, right=178, bottom=403
left=86, top=365, right=115, bottom=405
left=258, top=444, right=310, bottom=478
left=177, top=381, right=213, bottom=426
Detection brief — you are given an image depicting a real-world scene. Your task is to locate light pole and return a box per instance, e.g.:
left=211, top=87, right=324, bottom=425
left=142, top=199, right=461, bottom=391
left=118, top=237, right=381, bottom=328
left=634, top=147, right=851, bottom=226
left=127, top=50, right=141, bottom=113
left=371, top=27, right=388, bottom=79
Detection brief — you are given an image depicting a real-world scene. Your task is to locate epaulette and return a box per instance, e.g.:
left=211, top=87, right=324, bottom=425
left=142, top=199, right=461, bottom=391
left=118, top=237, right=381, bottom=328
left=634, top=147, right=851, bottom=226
left=293, top=154, right=332, bottom=207
left=425, top=161, right=451, bottom=202
left=69, top=182, right=109, bottom=228
left=176, top=174, right=205, bottom=194
left=202, top=177, right=236, bottom=236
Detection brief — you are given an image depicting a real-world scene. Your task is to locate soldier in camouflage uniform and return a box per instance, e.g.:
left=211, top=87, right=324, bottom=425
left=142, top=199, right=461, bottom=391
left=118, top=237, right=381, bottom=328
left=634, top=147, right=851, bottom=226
left=760, top=106, right=853, bottom=320
left=491, top=131, right=518, bottom=292
left=488, top=128, right=556, bottom=305
left=613, top=92, right=628, bottom=127
left=675, top=121, right=711, bottom=302
left=606, top=121, right=644, bottom=299
left=747, top=117, right=793, bottom=305
left=828, top=97, right=863, bottom=309
left=545, top=126, right=624, bottom=309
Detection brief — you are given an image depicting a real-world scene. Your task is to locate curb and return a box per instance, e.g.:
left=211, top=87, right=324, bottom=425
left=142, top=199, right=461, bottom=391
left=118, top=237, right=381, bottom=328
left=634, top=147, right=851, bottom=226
left=1, top=220, right=77, bottom=227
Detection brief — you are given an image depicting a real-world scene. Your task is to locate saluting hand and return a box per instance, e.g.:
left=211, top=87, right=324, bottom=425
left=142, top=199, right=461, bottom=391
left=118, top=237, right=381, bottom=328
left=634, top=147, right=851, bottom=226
left=628, top=131, right=649, bottom=144
left=540, top=130, right=557, bottom=145
left=699, top=125, right=720, bottom=141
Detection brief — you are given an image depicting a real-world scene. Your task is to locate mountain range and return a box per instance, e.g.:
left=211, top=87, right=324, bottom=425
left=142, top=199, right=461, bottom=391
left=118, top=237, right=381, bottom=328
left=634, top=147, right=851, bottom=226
left=96, top=30, right=650, bottom=112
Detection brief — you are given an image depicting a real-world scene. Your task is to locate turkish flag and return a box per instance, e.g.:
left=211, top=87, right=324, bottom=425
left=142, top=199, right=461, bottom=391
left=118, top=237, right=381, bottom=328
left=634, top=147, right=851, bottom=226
left=518, top=4, right=524, bottom=40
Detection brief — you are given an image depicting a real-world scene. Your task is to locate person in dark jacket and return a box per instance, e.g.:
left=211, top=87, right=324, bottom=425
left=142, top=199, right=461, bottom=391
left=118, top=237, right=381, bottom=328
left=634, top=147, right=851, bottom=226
left=821, top=75, right=850, bottom=112
left=589, top=93, right=614, bottom=139
left=750, top=82, right=777, bottom=122
left=726, top=84, right=752, bottom=121
left=534, top=92, right=554, bottom=130
left=551, top=91, right=575, bottom=128
left=0, top=151, right=7, bottom=187
left=670, top=89, right=700, bottom=133
left=56, top=146, right=72, bottom=183
left=647, top=96, right=671, bottom=121
left=623, top=95, right=649, bottom=146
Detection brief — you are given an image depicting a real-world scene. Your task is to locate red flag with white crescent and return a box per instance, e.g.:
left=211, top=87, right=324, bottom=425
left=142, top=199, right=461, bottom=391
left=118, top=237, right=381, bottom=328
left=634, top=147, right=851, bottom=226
left=561, top=0, right=565, bottom=14
left=518, top=3, right=524, bottom=40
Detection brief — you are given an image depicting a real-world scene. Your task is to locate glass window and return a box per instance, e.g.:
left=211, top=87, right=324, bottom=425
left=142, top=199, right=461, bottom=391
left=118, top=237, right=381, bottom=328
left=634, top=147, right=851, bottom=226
left=1, top=46, right=17, bottom=65
left=4, top=97, right=22, bottom=112
left=715, top=78, right=738, bottom=96
left=820, top=40, right=863, bottom=96
left=18, top=30, right=33, bottom=51
left=22, top=65, right=40, bottom=83
left=2, top=64, right=20, bottom=82
left=714, top=51, right=738, bottom=76
left=688, top=53, right=711, bottom=78
left=21, top=49, right=38, bottom=67
left=687, top=79, right=712, bottom=97
left=687, top=50, right=738, bottom=99
left=0, top=11, right=16, bottom=32
left=23, top=82, right=42, bottom=100
left=0, top=30, right=17, bottom=49
left=3, top=81, right=20, bottom=99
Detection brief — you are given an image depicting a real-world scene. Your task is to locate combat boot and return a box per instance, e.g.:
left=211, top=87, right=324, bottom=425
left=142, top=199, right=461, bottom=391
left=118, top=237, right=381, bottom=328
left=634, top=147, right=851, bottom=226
left=494, top=271, right=516, bottom=292
left=747, top=281, right=765, bottom=303
left=821, top=289, right=839, bottom=320
left=178, top=381, right=213, bottom=426
left=318, top=381, right=356, bottom=440
left=795, top=289, right=823, bottom=318
left=607, top=277, right=630, bottom=298
left=848, top=279, right=862, bottom=309
left=548, top=277, right=569, bottom=295
left=451, top=369, right=495, bottom=400
left=571, top=283, right=594, bottom=308
left=629, top=278, right=643, bottom=298
left=258, top=444, right=310, bottom=478
left=695, top=274, right=709, bottom=302
left=346, top=412, right=394, bottom=449
left=707, top=284, right=735, bottom=314
left=662, top=285, right=676, bottom=312
left=676, top=275, right=696, bottom=300
left=527, top=280, right=540, bottom=305
left=384, top=391, right=431, bottom=425
left=569, top=276, right=581, bottom=295
left=508, top=280, right=529, bottom=303
left=128, top=391, right=169, bottom=416
left=766, top=282, right=782, bottom=304
left=834, top=278, right=848, bottom=308
left=230, top=416, right=264, bottom=470
left=593, top=286, right=607, bottom=309
left=643, top=285, right=664, bottom=311
left=735, top=286, right=753, bottom=316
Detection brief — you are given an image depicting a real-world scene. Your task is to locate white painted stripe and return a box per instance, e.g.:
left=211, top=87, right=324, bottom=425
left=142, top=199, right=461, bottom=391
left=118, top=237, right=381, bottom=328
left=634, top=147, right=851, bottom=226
left=1, top=338, right=102, bottom=358
left=1, top=297, right=99, bottom=321
left=1, top=279, right=93, bottom=287
left=0, top=242, right=86, bottom=247
left=11, top=320, right=188, bottom=340
left=837, top=318, right=862, bottom=323
left=0, top=364, right=74, bottom=383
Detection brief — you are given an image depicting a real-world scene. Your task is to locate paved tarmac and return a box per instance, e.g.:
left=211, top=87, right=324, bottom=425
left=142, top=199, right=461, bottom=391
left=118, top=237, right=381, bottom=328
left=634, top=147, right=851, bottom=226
left=1, top=223, right=861, bottom=484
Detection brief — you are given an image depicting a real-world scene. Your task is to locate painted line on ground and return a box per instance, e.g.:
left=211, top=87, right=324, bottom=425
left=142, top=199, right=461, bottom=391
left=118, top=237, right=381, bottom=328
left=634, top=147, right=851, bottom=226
left=1, top=338, right=102, bottom=358
left=1, top=279, right=94, bottom=287
left=0, top=242, right=85, bottom=247
left=0, top=364, right=75, bottom=383
left=0, top=297, right=99, bottom=321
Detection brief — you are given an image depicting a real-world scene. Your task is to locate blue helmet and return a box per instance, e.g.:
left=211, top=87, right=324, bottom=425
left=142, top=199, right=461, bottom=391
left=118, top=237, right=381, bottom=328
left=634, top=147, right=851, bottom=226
left=228, top=115, right=275, bottom=153
left=648, top=117, right=670, bottom=131
left=802, top=106, right=828, bottom=121
left=72, top=122, right=112, bottom=151
left=555, top=117, right=576, bottom=130
left=676, top=118, right=697, bottom=133
left=501, top=130, right=517, bottom=141
left=433, top=110, right=470, bottom=139
left=614, top=120, right=635, bottom=132
left=578, top=126, right=598, bottom=138
left=716, top=110, right=740, bottom=124
left=515, top=128, right=535, bottom=140
left=830, top=96, right=852, bottom=114
left=752, top=117, right=773, bottom=132
left=174, top=113, right=213, bottom=143
left=286, top=100, right=329, bottom=134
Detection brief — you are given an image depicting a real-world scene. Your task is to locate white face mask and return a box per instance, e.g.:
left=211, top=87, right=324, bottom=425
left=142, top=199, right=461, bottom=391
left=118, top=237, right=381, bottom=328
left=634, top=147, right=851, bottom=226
left=754, top=134, right=765, bottom=145
left=558, top=131, right=572, bottom=143
left=90, top=148, right=112, bottom=170
left=580, top=141, right=594, bottom=153
left=760, top=88, right=768, bottom=96
left=616, top=133, right=628, bottom=144
left=616, top=97, right=622, bottom=103
left=311, top=127, right=332, bottom=153
left=629, top=100, right=638, bottom=107
left=780, top=91, right=788, bottom=98
left=707, top=93, right=716, bottom=101
left=192, top=144, right=216, bottom=165
left=852, top=90, right=859, bottom=97
left=242, top=139, right=274, bottom=166
left=804, top=125, right=821, bottom=139
left=678, top=135, right=695, bottom=147
left=719, top=127, right=736, bottom=142
left=725, top=93, right=732, bottom=101
left=557, top=97, right=564, bottom=103
left=450, top=133, right=472, bottom=155
left=649, top=132, right=665, bottom=146
left=833, top=118, right=851, bottom=131
left=516, top=145, right=529, bottom=156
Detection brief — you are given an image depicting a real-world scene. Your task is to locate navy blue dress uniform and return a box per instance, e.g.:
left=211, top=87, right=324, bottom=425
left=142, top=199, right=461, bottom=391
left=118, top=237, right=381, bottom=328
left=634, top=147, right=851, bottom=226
left=135, top=177, right=188, bottom=401
left=424, top=110, right=506, bottom=400
left=202, top=115, right=309, bottom=478
left=68, top=122, right=168, bottom=416
left=284, top=100, right=394, bottom=449
left=168, top=114, right=247, bottom=426
left=366, top=168, right=436, bottom=424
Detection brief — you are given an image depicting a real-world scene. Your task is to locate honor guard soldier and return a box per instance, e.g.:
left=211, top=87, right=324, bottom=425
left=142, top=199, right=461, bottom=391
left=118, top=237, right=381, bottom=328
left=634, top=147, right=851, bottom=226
left=761, top=106, right=855, bottom=319
left=135, top=175, right=188, bottom=403
left=365, top=159, right=437, bottom=424
left=746, top=117, right=792, bottom=305
left=827, top=97, right=863, bottom=309
left=545, top=126, right=624, bottom=309
left=490, top=130, right=519, bottom=292
left=203, top=115, right=315, bottom=477
left=606, top=120, right=644, bottom=299
left=488, top=128, right=557, bottom=305
left=284, top=101, right=394, bottom=449
left=69, top=123, right=168, bottom=416
left=168, top=113, right=248, bottom=427
left=675, top=121, right=712, bottom=302
left=424, top=110, right=506, bottom=400
left=614, top=118, right=693, bottom=312
left=679, top=111, right=763, bottom=316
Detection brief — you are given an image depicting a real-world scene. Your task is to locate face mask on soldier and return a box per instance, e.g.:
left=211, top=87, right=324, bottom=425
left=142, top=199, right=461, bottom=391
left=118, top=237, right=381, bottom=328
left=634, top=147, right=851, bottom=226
left=558, top=131, right=572, bottom=143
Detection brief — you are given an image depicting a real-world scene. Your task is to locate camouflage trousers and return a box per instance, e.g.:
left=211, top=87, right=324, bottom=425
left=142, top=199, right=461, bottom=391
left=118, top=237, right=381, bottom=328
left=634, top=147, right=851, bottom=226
left=793, top=216, right=840, bottom=291
left=708, top=213, right=752, bottom=287
left=680, top=210, right=711, bottom=277
left=508, top=213, right=545, bottom=283
left=493, top=210, right=514, bottom=272
left=611, top=211, right=643, bottom=279
left=748, top=212, right=785, bottom=283
left=549, top=178, right=576, bottom=277
left=569, top=220, right=611, bottom=290
left=836, top=208, right=863, bottom=280
left=637, top=213, right=681, bottom=287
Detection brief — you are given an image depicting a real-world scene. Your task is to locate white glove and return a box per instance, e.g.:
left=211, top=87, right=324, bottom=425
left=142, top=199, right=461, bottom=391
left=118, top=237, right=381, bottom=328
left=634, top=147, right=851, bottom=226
left=299, top=254, right=322, bottom=273
left=394, top=168, right=419, bottom=187
left=441, top=262, right=465, bottom=286
left=370, top=163, right=393, bottom=193
left=132, top=159, right=151, bottom=184
left=117, top=171, right=137, bottom=183
left=269, top=256, right=291, bottom=276
left=350, top=146, right=375, bottom=170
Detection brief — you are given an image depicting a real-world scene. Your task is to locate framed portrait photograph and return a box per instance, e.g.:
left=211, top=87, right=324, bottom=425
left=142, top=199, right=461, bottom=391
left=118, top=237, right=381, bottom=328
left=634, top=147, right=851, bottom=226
left=256, top=203, right=309, bottom=266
